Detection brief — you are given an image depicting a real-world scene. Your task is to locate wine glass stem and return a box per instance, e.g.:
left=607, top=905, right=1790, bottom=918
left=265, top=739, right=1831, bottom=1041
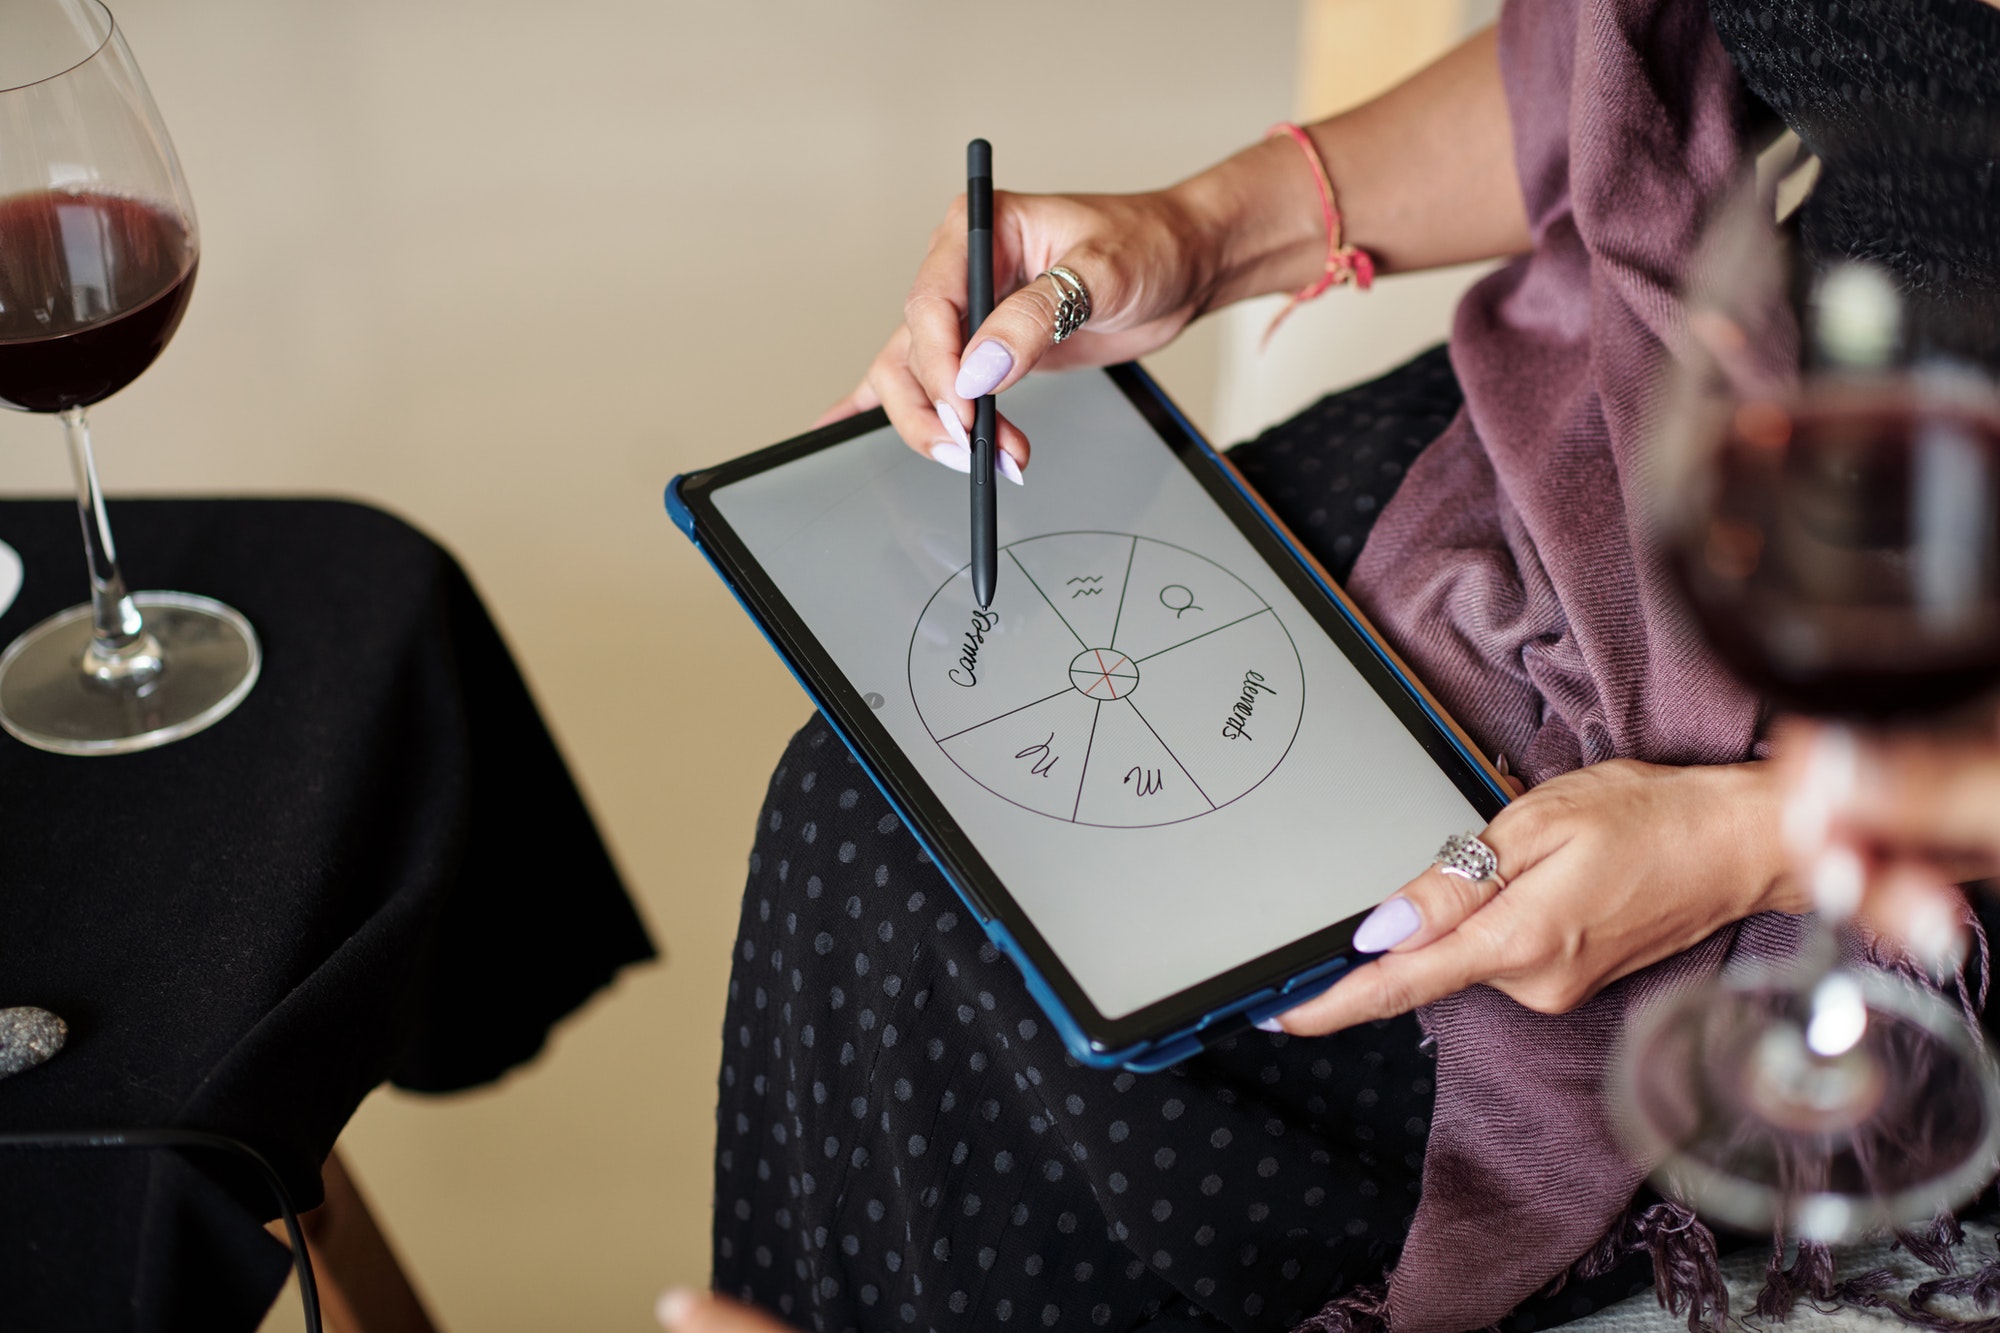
left=61, top=406, right=161, bottom=686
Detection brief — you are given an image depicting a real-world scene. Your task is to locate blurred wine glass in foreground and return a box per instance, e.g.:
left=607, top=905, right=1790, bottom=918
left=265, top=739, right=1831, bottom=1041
left=1615, top=124, right=2000, bottom=1242
left=0, top=0, right=257, bottom=755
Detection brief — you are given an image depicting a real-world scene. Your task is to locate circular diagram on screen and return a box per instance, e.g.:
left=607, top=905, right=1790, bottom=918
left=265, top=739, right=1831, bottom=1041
left=908, top=531, right=1304, bottom=827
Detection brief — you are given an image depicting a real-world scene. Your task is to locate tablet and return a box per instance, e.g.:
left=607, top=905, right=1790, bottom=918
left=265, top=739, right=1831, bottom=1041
left=668, top=364, right=1507, bottom=1071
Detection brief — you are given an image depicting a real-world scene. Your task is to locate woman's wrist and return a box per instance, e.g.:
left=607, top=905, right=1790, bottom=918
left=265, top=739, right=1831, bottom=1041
left=1163, top=25, right=1532, bottom=322
left=1166, top=135, right=1329, bottom=316
left=1732, top=760, right=1810, bottom=917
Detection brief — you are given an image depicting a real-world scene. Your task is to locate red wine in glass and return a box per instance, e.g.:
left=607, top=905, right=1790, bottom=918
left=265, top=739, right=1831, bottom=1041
left=0, top=0, right=259, bottom=756
left=1619, top=207, right=2000, bottom=1243
left=0, top=190, right=197, bottom=412
left=1669, top=387, right=2000, bottom=719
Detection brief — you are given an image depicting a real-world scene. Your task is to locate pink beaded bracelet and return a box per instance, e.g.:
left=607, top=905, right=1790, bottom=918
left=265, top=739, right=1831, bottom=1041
left=1264, top=121, right=1375, bottom=343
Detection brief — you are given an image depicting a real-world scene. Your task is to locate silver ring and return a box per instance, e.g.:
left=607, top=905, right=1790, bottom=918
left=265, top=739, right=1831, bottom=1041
left=1434, top=832, right=1506, bottom=889
left=1042, top=265, right=1092, bottom=343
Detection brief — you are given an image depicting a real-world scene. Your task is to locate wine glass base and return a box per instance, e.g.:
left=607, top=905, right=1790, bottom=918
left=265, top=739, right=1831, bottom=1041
left=0, top=591, right=260, bottom=756
left=1616, top=969, right=2000, bottom=1241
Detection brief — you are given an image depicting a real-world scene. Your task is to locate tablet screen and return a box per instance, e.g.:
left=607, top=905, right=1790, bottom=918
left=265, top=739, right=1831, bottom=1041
left=708, top=370, right=1486, bottom=1022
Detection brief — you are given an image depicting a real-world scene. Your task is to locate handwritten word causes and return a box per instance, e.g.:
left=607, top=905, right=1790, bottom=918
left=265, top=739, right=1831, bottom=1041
left=948, top=609, right=1001, bottom=688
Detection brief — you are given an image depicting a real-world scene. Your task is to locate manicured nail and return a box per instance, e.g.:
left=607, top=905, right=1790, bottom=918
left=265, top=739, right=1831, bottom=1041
left=1810, top=844, right=1865, bottom=921
left=930, top=440, right=971, bottom=474
left=1353, top=896, right=1421, bottom=953
left=656, top=1288, right=698, bottom=1329
left=1906, top=896, right=1965, bottom=975
left=997, top=450, right=1025, bottom=485
left=955, top=340, right=1012, bottom=399
left=1253, top=1016, right=1286, bottom=1033
left=934, top=401, right=970, bottom=450
left=1783, top=726, right=1858, bottom=855
left=1805, top=971, right=1867, bottom=1057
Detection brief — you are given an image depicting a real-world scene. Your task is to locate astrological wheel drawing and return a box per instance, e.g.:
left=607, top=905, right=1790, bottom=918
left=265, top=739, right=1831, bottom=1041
left=907, top=531, right=1305, bottom=827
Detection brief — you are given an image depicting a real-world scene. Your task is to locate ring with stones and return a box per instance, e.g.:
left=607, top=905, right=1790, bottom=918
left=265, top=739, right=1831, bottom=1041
left=1042, top=265, right=1092, bottom=343
left=1434, top=832, right=1507, bottom=890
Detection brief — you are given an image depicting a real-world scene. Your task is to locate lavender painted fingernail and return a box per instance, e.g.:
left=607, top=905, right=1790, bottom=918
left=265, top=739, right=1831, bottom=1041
left=656, top=1288, right=698, bottom=1329
left=1783, top=725, right=1859, bottom=855
left=1253, top=1016, right=1286, bottom=1033
left=997, top=450, right=1025, bottom=485
left=930, top=440, right=971, bottom=473
left=1906, top=896, right=1965, bottom=975
left=955, top=340, right=1013, bottom=399
left=1810, top=844, right=1865, bottom=921
left=934, top=401, right=970, bottom=450
left=1353, top=897, right=1421, bottom=953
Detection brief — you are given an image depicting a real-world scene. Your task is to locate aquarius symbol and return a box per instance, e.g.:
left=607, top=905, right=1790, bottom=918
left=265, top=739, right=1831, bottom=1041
left=1123, top=767, right=1164, bottom=796
left=1015, top=733, right=1059, bottom=778
left=1067, top=575, right=1104, bottom=599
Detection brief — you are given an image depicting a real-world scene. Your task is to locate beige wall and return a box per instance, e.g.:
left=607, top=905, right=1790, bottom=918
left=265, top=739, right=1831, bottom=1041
left=1209, top=0, right=1500, bottom=446
left=0, top=4, right=1299, bottom=1330
left=0, top=2, right=1493, bottom=1328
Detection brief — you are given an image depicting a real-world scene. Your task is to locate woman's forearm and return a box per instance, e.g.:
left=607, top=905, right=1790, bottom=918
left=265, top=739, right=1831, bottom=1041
left=1171, top=25, right=1532, bottom=313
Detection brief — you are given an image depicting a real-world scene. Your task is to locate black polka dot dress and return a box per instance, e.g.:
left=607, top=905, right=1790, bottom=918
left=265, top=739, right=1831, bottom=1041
left=712, top=347, right=1652, bottom=1331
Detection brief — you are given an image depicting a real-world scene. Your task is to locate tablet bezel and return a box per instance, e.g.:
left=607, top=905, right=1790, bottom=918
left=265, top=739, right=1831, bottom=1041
left=671, top=363, right=1508, bottom=1059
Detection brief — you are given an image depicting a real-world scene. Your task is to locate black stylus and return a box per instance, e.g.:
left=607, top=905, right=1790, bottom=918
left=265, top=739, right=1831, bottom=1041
left=967, top=138, right=998, bottom=609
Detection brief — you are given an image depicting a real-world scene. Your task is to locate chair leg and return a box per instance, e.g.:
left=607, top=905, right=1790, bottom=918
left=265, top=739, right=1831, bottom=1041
left=267, top=1148, right=442, bottom=1333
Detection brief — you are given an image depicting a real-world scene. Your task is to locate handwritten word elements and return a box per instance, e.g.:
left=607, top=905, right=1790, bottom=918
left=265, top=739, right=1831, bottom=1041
left=1221, top=669, right=1275, bottom=742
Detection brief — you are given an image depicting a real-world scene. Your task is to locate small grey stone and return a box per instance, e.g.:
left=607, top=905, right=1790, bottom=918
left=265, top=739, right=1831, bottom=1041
left=0, top=1007, right=65, bottom=1078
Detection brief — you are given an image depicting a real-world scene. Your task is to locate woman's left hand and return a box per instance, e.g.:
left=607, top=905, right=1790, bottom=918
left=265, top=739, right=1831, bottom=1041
left=1271, top=759, right=1803, bottom=1036
left=657, top=1289, right=796, bottom=1332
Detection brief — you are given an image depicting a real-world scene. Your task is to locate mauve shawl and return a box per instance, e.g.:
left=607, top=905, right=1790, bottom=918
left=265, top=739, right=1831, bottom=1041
left=1326, top=0, right=1790, bottom=1327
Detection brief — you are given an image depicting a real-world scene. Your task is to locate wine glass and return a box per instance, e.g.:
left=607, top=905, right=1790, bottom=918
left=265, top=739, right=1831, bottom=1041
left=1613, top=129, right=2000, bottom=1242
left=0, top=0, right=257, bottom=756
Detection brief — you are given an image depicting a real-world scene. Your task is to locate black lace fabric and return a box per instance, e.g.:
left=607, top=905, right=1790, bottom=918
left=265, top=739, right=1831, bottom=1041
left=1708, top=0, right=2000, bottom=365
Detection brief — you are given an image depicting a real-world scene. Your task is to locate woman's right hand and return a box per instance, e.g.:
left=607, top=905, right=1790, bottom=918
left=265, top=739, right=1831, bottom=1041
left=1778, top=720, right=2000, bottom=962
left=814, top=186, right=1227, bottom=479
left=814, top=24, right=1535, bottom=479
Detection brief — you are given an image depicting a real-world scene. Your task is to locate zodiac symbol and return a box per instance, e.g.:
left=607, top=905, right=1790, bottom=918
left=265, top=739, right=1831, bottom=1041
left=1015, top=734, right=1059, bottom=778
left=1123, top=767, right=1164, bottom=796
left=1067, top=576, right=1104, bottom=599
left=1160, top=584, right=1201, bottom=619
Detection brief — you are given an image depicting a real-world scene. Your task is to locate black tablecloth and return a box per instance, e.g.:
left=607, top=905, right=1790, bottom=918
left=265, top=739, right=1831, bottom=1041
left=0, top=499, right=655, bottom=1330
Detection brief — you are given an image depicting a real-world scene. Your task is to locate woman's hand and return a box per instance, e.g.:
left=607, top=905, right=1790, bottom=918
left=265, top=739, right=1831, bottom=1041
left=1270, top=759, right=1801, bottom=1035
left=816, top=26, right=1532, bottom=479
left=813, top=184, right=1242, bottom=476
left=657, top=1288, right=796, bottom=1333
left=1776, top=720, right=2000, bottom=963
